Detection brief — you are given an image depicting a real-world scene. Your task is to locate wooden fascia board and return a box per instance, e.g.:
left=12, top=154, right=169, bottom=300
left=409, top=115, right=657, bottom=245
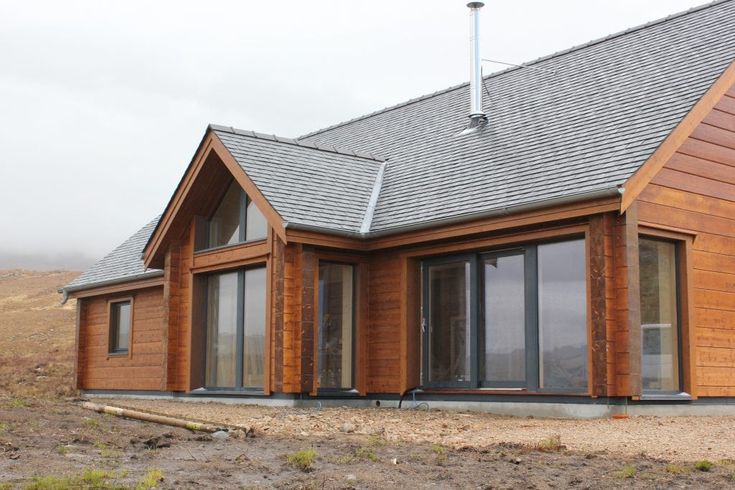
left=143, top=130, right=288, bottom=267
left=285, top=196, right=618, bottom=251
left=143, top=135, right=215, bottom=267
left=209, top=133, right=287, bottom=243
left=621, top=60, right=735, bottom=213
left=67, top=276, right=164, bottom=299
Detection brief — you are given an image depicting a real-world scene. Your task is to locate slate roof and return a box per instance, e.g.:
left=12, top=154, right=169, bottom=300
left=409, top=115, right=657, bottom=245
left=211, top=126, right=385, bottom=233
left=63, top=216, right=162, bottom=294
left=299, top=0, right=735, bottom=233
left=65, top=0, right=735, bottom=293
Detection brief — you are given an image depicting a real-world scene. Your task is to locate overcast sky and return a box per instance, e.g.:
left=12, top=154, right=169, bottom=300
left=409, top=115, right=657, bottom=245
left=0, top=0, right=706, bottom=270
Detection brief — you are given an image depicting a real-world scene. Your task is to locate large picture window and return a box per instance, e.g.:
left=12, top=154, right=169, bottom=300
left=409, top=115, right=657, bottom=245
left=422, top=238, right=588, bottom=392
left=639, top=238, right=681, bottom=393
left=205, top=266, right=266, bottom=390
left=202, top=181, right=268, bottom=250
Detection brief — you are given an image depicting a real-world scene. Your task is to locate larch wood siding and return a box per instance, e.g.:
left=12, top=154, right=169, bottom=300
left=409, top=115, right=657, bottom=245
left=637, top=84, right=735, bottom=397
left=367, top=254, right=402, bottom=393
left=77, top=286, right=165, bottom=390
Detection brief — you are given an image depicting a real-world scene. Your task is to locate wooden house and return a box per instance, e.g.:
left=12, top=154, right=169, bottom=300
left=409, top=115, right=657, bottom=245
left=62, top=1, right=735, bottom=416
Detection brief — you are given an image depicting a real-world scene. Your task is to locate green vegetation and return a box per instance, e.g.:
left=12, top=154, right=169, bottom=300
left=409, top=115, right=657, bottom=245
left=695, top=460, right=713, bottom=472
left=287, top=449, right=317, bottom=472
left=135, top=469, right=164, bottom=490
left=665, top=463, right=686, bottom=474
left=431, top=444, right=446, bottom=456
left=84, top=418, right=100, bottom=430
left=615, top=465, right=636, bottom=479
left=0, top=482, right=13, bottom=490
left=536, top=434, right=563, bottom=452
left=355, top=446, right=378, bottom=462
left=24, top=468, right=119, bottom=490
left=8, top=398, right=27, bottom=409
left=0, top=422, right=7, bottom=432
left=55, top=445, right=68, bottom=456
left=366, top=434, right=388, bottom=447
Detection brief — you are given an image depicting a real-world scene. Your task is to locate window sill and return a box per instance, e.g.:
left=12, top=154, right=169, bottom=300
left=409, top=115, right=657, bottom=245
left=107, top=351, right=129, bottom=358
left=194, top=239, right=267, bottom=257
left=639, top=392, right=692, bottom=401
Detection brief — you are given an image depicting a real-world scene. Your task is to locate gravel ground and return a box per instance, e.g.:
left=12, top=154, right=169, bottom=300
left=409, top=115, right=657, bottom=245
left=99, top=398, right=735, bottom=462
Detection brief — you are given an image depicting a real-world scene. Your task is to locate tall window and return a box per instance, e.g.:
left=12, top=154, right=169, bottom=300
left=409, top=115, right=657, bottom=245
left=205, top=267, right=266, bottom=389
left=422, top=238, right=587, bottom=391
left=639, top=238, right=680, bottom=393
left=109, top=300, right=132, bottom=354
left=204, top=181, right=268, bottom=250
left=317, top=263, right=355, bottom=390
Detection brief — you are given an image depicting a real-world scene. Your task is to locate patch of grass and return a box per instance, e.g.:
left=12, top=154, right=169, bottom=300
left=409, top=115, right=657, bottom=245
left=355, top=446, right=378, bottom=462
left=334, top=454, right=356, bottom=465
left=8, top=398, right=27, bottom=408
left=286, top=449, right=317, bottom=472
left=695, top=460, right=713, bottom=472
left=0, top=422, right=7, bottom=432
left=135, top=469, right=164, bottom=490
left=431, top=444, right=447, bottom=456
left=80, top=469, right=114, bottom=487
left=84, top=418, right=100, bottom=430
left=665, top=463, right=687, bottom=474
left=615, top=465, right=636, bottom=479
left=55, top=445, right=69, bottom=456
left=535, top=434, right=564, bottom=452
left=366, top=434, right=388, bottom=446
left=24, top=468, right=116, bottom=490
left=0, top=482, right=13, bottom=490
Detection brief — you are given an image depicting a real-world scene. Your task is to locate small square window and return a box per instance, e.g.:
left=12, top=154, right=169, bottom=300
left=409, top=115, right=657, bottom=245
left=109, top=300, right=132, bottom=354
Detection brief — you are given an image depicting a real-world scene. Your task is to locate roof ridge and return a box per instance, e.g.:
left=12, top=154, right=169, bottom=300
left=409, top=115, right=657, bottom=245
left=209, top=124, right=386, bottom=163
left=298, top=0, right=732, bottom=140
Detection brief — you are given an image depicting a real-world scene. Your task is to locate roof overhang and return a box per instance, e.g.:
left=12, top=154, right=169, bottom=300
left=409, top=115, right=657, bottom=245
left=142, top=128, right=287, bottom=269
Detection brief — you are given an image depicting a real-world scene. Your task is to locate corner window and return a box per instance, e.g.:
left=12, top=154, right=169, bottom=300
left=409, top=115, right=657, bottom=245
left=317, top=262, right=355, bottom=390
left=202, top=181, right=268, bottom=250
left=109, top=300, right=132, bottom=354
left=639, top=238, right=681, bottom=393
left=422, top=238, right=587, bottom=392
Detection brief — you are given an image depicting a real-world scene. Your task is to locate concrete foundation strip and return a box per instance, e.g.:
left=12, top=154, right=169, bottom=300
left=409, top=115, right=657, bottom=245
left=81, top=401, right=240, bottom=433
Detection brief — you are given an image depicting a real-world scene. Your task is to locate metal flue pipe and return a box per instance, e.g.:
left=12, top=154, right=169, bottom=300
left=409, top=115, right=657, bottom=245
left=467, top=1, right=486, bottom=121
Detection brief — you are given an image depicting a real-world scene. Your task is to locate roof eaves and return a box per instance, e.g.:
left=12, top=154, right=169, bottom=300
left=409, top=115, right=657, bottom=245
left=60, top=270, right=164, bottom=303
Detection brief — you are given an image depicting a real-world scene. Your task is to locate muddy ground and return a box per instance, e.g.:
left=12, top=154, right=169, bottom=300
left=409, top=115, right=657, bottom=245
left=2, top=398, right=735, bottom=489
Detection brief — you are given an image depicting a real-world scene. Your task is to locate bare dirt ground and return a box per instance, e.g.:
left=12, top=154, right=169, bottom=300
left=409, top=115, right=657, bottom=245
left=2, top=269, right=735, bottom=489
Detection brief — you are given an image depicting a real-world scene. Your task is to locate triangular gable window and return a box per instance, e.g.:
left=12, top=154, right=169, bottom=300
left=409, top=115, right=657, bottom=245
left=202, top=181, right=267, bottom=250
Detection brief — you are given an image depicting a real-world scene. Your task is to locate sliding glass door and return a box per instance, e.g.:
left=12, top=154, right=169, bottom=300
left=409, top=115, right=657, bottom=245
left=205, top=266, right=266, bottom=390
left=481, top=252, right=528, bottom=387
left=422, top=239, right=588, bottom=392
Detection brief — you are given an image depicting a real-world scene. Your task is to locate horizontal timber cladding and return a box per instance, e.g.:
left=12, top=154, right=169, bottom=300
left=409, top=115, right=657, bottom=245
left=77, top=286, right=165, bottom=391
left=637, top=83, right=735, bottom=397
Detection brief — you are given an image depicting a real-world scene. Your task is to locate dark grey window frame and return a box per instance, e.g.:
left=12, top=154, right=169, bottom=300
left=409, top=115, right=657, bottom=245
left=639, top=236, right=685, bottom=396
left=203, top=265, right=265, bottom=392
left=108, top=299, right=132, bottom=355
left=198, top=181, right=266, bottom=252
left=421, top=238, right=586, bottom=393
left=316, top=260, right=357, bottom=393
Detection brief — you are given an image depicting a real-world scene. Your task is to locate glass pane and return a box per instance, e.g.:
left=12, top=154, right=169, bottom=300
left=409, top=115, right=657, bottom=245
left=483, top=254, right=525, bottom=384
left=639, top=238, right=680, bottom=392
left=208, top=182, right=241, bottom=248
left=318, top=263, right=354, bottom=390
left=245, top=199, right=268, bottom=241
left=428, top=261, right=471, bottom=384
left=205, top=271, right=238, bottom=387
left=112, top=302, right=131, bottom=352
left=243, top=267, right=266, bottom=388
left=538, top=240, right=588, bottom=390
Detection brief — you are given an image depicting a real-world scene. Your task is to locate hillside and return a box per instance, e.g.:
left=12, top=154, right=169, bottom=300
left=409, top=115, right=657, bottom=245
left=0, top=269, right=79, bottom=398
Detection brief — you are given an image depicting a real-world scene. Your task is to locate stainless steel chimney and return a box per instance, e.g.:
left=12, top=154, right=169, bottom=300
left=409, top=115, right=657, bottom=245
left=467, top=2, right=486, bottom=122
